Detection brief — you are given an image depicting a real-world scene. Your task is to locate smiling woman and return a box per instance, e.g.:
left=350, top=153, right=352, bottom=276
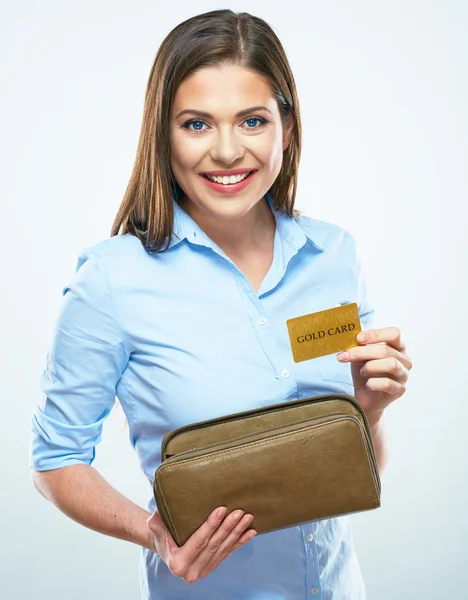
left=30, top=8, right=388, bottom=600
left=170, top=64, right=294, bottom=233
left=110, top=10, right=302, bottom=255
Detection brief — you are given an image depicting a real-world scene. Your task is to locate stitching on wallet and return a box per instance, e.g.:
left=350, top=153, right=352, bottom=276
left=156, top=470, right=181, bottom=545
left=349, top=418, right=380, bottom=506
left=158, top=415, right=379, bottom=535
left=166, top=399, right=342, bottom=453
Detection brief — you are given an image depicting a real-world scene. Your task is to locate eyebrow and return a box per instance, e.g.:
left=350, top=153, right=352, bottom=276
left=175, top=106, right=273, bottom=119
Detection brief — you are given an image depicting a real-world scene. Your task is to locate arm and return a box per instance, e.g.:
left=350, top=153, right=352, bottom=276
left=30, top=250, right=258, bottom=584
left=30, top=252, right=153, bottom=548
left=32, top=464, right=156, bottom=552
left=32, top=465, right=260, bottom=587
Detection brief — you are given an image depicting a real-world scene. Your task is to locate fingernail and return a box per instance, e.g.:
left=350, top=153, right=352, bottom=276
left=337, top=351, right=349, bottom=361
left=216, top=507, right=227, bottom=519
left=357, top=332, right=369, bottom=342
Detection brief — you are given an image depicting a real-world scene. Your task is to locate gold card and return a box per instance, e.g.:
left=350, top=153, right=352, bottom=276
left=286, top=303, right=362, bottom=362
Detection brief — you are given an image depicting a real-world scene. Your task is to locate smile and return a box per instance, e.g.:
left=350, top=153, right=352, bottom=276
left=203, top=171, right=254, bottom=184
left=199, top=170, right=258, bottom=195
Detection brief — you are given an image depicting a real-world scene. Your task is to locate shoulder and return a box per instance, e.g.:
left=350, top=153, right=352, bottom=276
left=75, top=233, right=149, bottom=272
left=60, top=235, right=143, bottom=297
left=295, top=212, right=374, bottom=315
left=295, top=212, right=358, bottom=255
left=64, top=234, right=150, bottom=297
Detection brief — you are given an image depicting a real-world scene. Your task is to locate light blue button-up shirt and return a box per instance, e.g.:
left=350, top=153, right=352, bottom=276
left=30, top=191, right=375, bottom=599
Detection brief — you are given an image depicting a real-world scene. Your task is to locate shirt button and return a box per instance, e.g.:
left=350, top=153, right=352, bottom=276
left=311, top=587, right=319, bottom=595
left=306, top=533, right=314, bottom=542
left=281, top=369, right=290, bottom=378
left=258, top=317, right=267, bottom=325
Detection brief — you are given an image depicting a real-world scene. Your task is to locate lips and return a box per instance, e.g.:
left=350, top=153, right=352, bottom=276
left=201, top=168, right=257, bottom=177
left=199, top=168, right=258, bottom=194
left=200, top=170, right=255, bottom=183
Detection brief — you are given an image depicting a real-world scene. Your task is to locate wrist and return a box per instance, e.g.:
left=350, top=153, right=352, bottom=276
left=365, top=408, right=385, bottom=431
left=128, top=507, right=156, bottom=552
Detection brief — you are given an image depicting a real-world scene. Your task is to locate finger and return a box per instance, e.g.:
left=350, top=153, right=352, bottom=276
left=148, top=511, right=170, bottom=549
left=214, top=523, right=257, bottom=563
left=211, top=529, right=257, bottom=571
left=359, top=357, right=410, bottom=383
left=147, top=511, right=188, bottom=573
left=204, top=527, right=257, bottom=577
left=364, top=376, right=407, bottom=396
left=340, top=343, right=412, bottom=371
left=230, top=526, right=257, bottom=550
left=164, top=524, right=180, bottom=556
left=177, top=506, right=228, bottom=565
left=206, top=512, right=253, bottom=563
left=196, top=513, right=256, bottom=577
left=188, top=510, right=248, bottom=573
left=357, top=327, right=408, bottom=354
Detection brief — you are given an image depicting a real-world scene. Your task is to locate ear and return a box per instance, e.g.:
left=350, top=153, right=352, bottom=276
left=282, top=113, right=294, bottom=152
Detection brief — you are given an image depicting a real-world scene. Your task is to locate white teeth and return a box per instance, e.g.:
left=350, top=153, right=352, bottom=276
left=205, top=171, right=251, bottom=184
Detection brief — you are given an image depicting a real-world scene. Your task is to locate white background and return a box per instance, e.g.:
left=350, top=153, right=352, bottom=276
left=2, top=1, right=467, bottom=598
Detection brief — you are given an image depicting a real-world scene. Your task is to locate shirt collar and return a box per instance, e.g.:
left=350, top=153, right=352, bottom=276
left=167, top=191, right=325, bottom=252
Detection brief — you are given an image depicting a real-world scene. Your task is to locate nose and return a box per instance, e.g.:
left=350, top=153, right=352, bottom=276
left=209, top=126, right=245, bottom=165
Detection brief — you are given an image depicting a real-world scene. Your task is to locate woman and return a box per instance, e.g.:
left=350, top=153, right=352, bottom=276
left=30, top=9, right=412, bottom=600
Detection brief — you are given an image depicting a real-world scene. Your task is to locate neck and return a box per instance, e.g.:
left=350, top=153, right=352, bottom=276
left=178, top=195, right=276, bottom=257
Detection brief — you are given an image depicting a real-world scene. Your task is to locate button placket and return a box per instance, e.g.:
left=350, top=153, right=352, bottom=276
left=303, top=525, right=321, bottom=600
left=231, top=272, right=297, bottom=401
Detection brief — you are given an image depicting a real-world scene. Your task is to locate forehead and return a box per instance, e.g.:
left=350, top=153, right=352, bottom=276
left=171, top=64, right=277, bottom=115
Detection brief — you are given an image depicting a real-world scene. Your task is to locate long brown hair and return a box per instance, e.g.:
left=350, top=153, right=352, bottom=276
left=110, top=9, right=303, bottom=252
left=111, top=10, right=304, bottom=428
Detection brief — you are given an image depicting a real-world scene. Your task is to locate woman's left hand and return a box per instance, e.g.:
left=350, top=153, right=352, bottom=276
left=336, top=326, right=412, bottom=419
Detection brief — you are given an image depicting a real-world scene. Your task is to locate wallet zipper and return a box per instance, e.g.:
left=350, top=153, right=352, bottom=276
left=160, top=413, right=381, bottom=496
left=164, top=412, right=345, bottom=459
left=161, top=394, right=379, bottom=480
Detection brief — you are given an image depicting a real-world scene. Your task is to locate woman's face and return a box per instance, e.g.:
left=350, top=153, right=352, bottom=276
left=169, top=63, right=293, bottom=222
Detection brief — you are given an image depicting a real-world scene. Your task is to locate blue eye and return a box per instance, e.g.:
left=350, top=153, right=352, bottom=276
left=183, top=120, right=206, bottom=132
left=245, top=117, right=264, bottom=128
left=181, top=116, right=268, bottom=134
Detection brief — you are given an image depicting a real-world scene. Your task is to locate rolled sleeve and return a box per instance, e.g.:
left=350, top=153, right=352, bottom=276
left=30, top=250, right=129, bottom=471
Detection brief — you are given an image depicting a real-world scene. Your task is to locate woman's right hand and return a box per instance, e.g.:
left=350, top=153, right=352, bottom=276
left=147, top=506, right=257, bottom=584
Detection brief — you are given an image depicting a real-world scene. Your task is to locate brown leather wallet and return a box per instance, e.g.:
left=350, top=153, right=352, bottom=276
left=153, top=393, right=381, bottom=547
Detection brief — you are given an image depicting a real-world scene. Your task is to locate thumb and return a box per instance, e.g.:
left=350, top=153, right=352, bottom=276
left=164, top=526, right=179, bottom=554
left=147, top=510, right=162, bottom=531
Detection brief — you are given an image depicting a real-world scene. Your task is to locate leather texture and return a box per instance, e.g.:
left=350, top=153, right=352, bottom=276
left=153, top=393, right=381, bottom=547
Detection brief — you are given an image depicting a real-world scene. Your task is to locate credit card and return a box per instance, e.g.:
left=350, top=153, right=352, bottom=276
left=286, top=302, right=362, bottom=362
